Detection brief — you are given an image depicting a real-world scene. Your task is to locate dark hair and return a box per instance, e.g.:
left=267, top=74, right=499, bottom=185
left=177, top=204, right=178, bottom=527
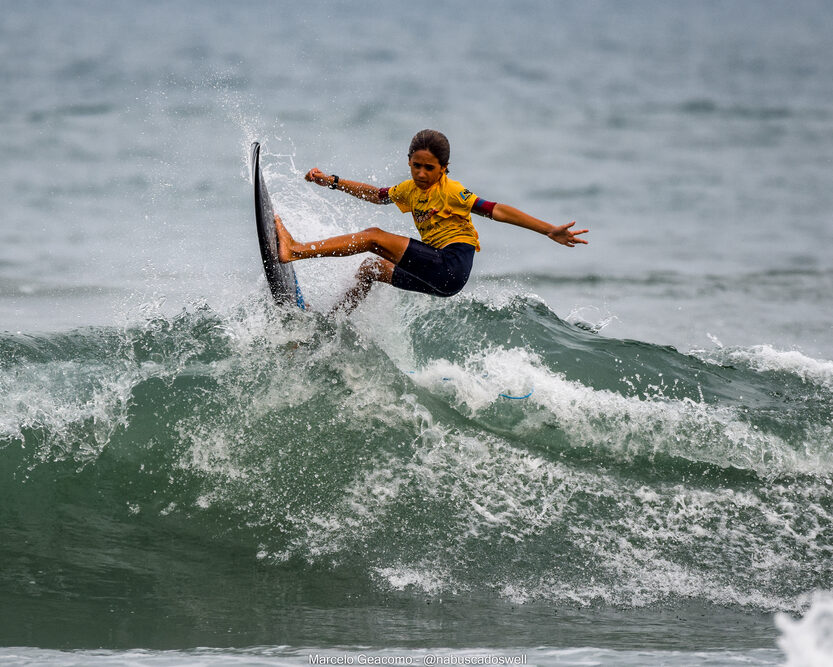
left=408, top=129, right=450, bottom=168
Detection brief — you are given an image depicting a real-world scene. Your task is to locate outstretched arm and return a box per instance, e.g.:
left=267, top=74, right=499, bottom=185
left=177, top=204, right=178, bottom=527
left=491, top=203, right=589, bottom=247
left=305, top=167, right=386, bottom=204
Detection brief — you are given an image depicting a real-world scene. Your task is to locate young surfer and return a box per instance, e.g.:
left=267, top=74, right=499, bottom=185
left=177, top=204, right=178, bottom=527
left=275, top=129, right=588, bottom=314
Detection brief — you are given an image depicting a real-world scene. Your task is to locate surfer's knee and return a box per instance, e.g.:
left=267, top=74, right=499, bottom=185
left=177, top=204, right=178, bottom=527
left=360, top=227, right=410, bottom=264
left=357, top=257, right=382, bottom=282
left=361, top=227, right=385, bottom=249
left=356, top=256, right=393, bottom=285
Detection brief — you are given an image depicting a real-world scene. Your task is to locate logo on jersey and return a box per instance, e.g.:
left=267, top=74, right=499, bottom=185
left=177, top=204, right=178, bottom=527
left=413, top=207, right=439, bottom=224
left=459, top=189, right=473, bottom=201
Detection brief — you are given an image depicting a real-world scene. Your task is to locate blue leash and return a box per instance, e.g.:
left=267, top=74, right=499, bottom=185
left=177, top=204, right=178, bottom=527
left=499, top=390, right=534, bottom=400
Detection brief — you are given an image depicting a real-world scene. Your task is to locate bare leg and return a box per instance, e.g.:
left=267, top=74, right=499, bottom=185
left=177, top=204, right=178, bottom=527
left=274, top=214, right=407, bottom=314
left=329, top=257, right=395, bottom=317
left=275, top=214, right=409, bottom=265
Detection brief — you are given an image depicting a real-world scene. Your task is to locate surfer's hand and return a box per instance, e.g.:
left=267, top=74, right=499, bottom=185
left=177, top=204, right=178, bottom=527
left=547, top=221, right=589, bottom=248
left=305, top=168, right=330, bottom=186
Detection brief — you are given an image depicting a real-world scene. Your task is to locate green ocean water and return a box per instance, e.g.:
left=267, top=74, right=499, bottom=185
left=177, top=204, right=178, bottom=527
left=2, top=295, right=831, bottom=654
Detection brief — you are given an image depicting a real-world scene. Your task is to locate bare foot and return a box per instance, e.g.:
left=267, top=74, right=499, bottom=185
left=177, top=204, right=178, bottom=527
left=274, top=213, right=295, bottom=263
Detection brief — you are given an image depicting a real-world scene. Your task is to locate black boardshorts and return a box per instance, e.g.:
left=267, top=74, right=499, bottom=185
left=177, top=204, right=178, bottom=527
left=391, top=240, right=476, bottom=297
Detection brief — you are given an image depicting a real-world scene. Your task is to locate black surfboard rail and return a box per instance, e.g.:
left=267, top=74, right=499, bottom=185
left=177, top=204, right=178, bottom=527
left=251, top=141, right=306, bottom=309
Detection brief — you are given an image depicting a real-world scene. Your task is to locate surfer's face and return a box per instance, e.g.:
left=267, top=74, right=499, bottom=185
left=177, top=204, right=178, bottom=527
left=408, top=149, right=445, bottom=190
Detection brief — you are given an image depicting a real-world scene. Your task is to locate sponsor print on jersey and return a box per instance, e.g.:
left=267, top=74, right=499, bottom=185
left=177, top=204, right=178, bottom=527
left=413, top=207, right=439, bottom=224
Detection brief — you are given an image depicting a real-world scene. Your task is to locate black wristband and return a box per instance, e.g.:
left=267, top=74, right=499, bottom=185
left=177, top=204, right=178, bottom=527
left=329, top=175, right=340, bottom=189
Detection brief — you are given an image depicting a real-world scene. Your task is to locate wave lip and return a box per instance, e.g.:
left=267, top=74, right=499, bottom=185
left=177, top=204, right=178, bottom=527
left=694, top=343, right=833, bottom=389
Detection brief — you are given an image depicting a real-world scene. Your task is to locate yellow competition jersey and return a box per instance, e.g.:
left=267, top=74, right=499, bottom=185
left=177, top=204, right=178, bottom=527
left=388, top=174, right=481, bottom=251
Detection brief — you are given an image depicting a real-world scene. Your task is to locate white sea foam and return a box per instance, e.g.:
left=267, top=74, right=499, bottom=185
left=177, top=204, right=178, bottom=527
left=284, top=379, right=825, bottom=610
left=694, top=344, right=833, bottom=389
left=776, top=591, right=833, bottom=667
left=0, top=357, right=140, bottom=464
left=408, top=345, right=833, bottom=476
left=373, top=562, right=455, bottom=596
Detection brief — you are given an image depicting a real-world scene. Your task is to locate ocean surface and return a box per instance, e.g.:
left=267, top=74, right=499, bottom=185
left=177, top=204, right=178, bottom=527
left=2, top=1, right=833, bottom=665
